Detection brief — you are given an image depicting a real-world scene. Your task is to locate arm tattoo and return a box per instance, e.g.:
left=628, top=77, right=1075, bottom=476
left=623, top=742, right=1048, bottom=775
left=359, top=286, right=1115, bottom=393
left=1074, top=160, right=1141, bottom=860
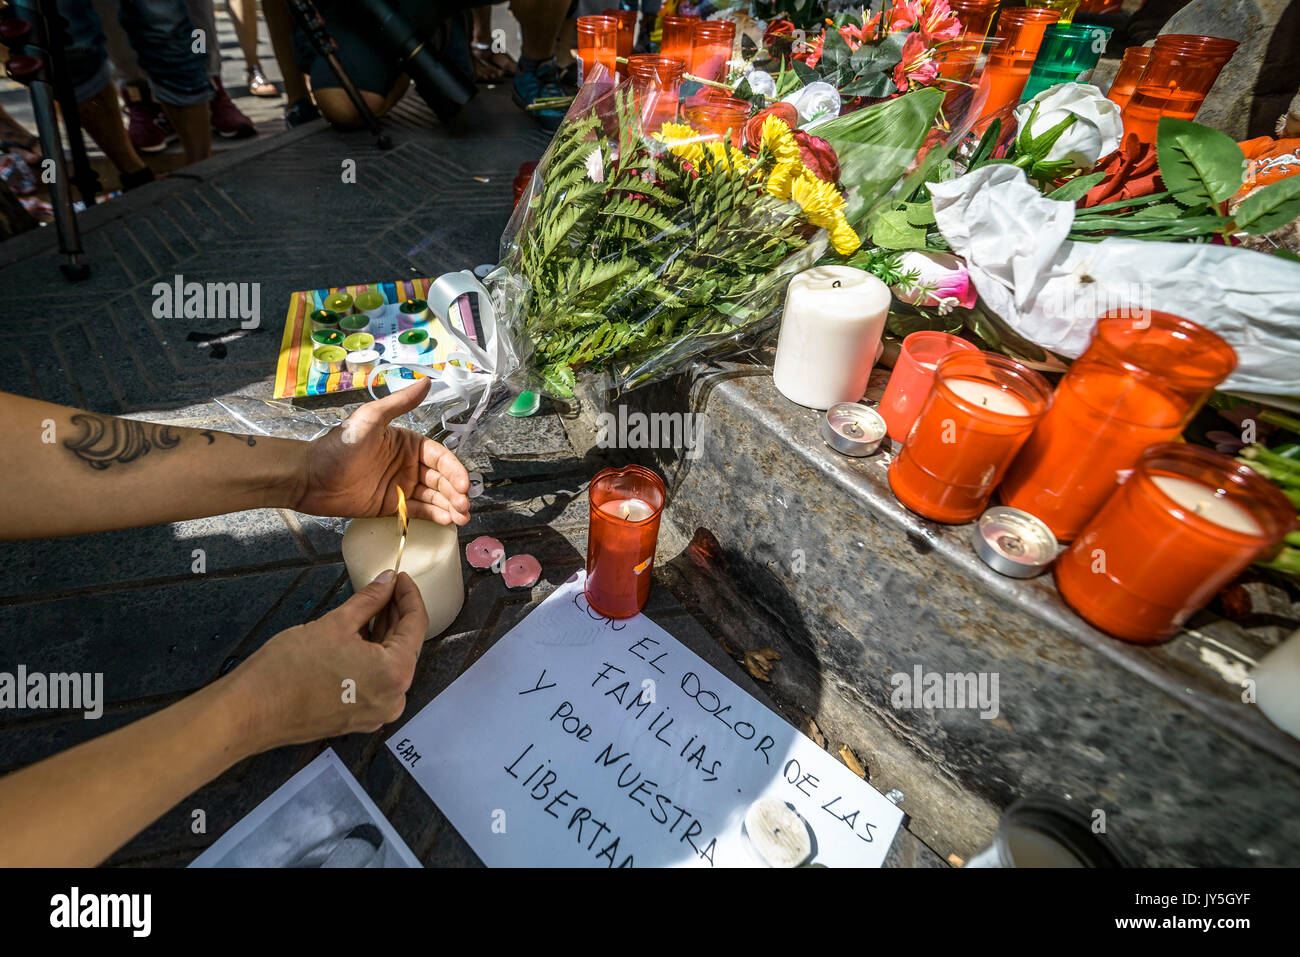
left=200, top=429, right=256, bottom=447
left=64, top=413, right=182, bottom=470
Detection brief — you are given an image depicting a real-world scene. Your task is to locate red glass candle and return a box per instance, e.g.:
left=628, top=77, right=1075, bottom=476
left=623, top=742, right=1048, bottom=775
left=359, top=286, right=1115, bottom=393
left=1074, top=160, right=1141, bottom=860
left=683, top=95, right=749, bottom=145
left=628, top=54, right=685, bottom=132
left=878, top=331, right=980, bottom=443
left=586, top=465, right=666, bottom=619
left=889, top=351, right=1052, bottom=523
left=660, top=13, right=698, bottom=65
left=976, top=6, right=1061, bottom=121
left=1121, top=34, right=1238, bottom=146
left=1105, top=45, right=1152, bottom=111
left=999, top=312, right=1237, bottom=542
left=690, top=20, right=736, bottom=83
left=512, top=160, right=539, bottom=207
left=603, top=8, right=637, bottom=77
left=577, top=15, right=620, bottom=85
left=948, top=0, right=1000, bottom=39
left=1055, top=444, right=1295, bottom=644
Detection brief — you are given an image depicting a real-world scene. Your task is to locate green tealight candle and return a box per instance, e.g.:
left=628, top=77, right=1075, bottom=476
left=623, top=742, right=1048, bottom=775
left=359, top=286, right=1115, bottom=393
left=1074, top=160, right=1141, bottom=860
left=1020, top=23, right=1114, bottom=102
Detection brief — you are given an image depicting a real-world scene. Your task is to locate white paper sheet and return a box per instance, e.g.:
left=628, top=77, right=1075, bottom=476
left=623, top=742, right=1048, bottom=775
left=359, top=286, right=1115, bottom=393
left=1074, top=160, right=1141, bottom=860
left=388, top=571, right=904, bottom=868
left=190, top=748, right=420, bottom=868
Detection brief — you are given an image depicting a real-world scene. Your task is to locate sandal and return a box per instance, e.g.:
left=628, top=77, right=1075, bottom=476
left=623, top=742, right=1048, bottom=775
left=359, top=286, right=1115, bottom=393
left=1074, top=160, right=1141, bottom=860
left=471, top=47, right=505, bottom=83
left=246, top=65, right=280, bottom=98
left=472, top=41, right=517, bottom=79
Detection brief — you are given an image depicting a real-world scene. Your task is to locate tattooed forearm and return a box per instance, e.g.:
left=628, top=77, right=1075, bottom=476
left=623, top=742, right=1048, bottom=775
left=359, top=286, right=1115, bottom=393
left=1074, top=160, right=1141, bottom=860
left=63, top=414, right=182, bottom=470
left=199, top=429, right=256, bottom=447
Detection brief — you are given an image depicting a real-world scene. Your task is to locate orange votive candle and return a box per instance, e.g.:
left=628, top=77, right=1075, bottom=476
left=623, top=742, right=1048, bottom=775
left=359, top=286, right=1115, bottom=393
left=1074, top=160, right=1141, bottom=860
left=577, top=15, right=620, bottom=85
left=976, top=6, right=1061, bottom=121
left=889, top=351, right=1052, bottom=524
left=1105, top=45, right=1152, bottom=110
left=585, top=465, right=666, bottom=619
left=1120, top=34, right=1238, bottom=145
left=683, top=95, right=749, bottom=146
left=660, top=13, right=698, bottom=64
left=1055, top=444, right=1295, bottom=644
left=628, top=54, right=685, bottom=132
left=999, top=312, right=1237, bottom=542
left=948, top=0, right=1000, bottom=39
left=690, top=19, right=736, bottom=83
left=878, top=331, right=980, bottom=443
left=602, top=8, right=637, bottom=77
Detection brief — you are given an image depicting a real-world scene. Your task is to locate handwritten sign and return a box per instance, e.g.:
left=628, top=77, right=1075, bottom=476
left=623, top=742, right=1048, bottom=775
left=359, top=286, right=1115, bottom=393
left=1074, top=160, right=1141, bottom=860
left=388, top=571, right=903, bottom=867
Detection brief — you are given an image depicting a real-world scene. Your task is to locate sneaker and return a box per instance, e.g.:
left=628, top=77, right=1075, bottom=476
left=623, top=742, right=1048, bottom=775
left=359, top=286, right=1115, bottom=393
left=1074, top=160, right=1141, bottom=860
left=512, top=61, right=568, bottom=132
left=209, top=76, right=257, bottom=139
left=122, top=81, right=175, bottom=153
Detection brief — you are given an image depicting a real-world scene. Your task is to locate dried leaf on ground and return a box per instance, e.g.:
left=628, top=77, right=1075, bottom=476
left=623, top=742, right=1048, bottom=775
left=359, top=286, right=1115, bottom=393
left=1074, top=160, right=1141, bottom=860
left=801, top=713, right=825, bottom=749
left=743, top=647, right=781, bottom=682
left=838, top=744, right=867, bottom=778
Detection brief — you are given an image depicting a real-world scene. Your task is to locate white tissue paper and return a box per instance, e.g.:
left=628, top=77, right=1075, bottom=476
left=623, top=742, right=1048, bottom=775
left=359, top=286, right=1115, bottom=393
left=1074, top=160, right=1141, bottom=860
left=931, top=164, right=1300, bottom=395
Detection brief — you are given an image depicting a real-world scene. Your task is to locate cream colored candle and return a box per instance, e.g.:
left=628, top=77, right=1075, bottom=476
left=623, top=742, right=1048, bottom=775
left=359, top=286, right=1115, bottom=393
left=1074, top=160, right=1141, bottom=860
left=342, top=517, right=464, bottom=639
left=773, top=266, right=891, bottom=410
left=945, top=378, right=1031, bottom=416
left=1149, top=475, right=1265, bottom=535
left=598, top=498, right=656, bottom=522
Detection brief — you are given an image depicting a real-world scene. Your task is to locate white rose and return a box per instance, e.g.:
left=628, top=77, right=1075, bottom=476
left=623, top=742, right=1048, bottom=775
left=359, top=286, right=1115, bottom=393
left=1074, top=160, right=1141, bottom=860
left=1012, top=83, right=1123, bottom=171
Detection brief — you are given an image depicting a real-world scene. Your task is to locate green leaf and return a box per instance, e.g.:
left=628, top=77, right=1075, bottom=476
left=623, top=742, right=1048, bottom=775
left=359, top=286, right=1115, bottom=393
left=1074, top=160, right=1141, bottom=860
left=1045, top=171, right=1106, bottom=203
left=1233, top=175, right=1300, bottom=235
left=903, top=201, right=936, bottom=226
left=871, top=208, right=927, bottom=249
left=839, top=71, right=899, bottom=97
left=1156, top=117, right=1245, bottom=208
left=1274, top=248, right=1300, bottom=263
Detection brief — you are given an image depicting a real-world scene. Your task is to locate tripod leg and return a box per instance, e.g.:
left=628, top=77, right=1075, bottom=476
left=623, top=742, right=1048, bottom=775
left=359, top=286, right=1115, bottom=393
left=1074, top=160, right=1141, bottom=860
left=30, top=77, right=90, bottom=279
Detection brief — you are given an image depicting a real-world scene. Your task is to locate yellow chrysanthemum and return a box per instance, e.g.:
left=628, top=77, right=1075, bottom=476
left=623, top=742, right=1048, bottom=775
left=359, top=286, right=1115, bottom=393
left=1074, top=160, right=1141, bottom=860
left=765, top=161, right=797, bottom=200
left=790, top=169, right=845, bottom=230
left=829, top=218, right=862, bottom=257
left=655, top=122, right=704, bottom=167
left=759, top=115, right=801, bottom=167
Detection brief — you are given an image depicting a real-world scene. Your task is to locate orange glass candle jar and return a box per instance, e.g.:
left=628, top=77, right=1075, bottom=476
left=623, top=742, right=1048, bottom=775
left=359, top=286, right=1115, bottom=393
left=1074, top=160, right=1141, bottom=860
left=998, top=312, right=1237, bottom=542
left=948, top=0, right=1000, bottom=38
left=690, top=20, right=736, bottom=83
left=628, top=54, right=685, bottom=132
left=603, top=8, right=637, bottom=76
left=1106, top=45, right=1152, bottom=110
left=577, top=15, right=620, bottom=84
left=1121, top=34, right=1238, bottom=145
left=683, top=95, right=749, bottom=145
left=660, top=13, right=698, bottom=64
left=1054, top=444, right=1295, bottom=643
left=586, top=465, right=666, bottom=619
left=976, top=6, right=1061, bottom=121
left=889, top=352, right=1053, bottom=523
left=878, top=331, right=980, bottom=443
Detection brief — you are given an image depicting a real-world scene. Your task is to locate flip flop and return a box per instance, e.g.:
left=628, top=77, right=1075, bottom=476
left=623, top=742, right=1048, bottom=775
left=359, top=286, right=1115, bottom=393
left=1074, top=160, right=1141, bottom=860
left=472, top=42, right=517, bottom=78
left=246, top=66, right=280, bottom=98
left=471, top=48, right=505, bottom=83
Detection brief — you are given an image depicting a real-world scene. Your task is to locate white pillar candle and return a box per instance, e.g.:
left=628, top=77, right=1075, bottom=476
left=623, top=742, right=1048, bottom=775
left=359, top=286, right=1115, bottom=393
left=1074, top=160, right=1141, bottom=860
left=1149, top=475, right=1265, bottom=535
left=773, top=266, right=891, bottom=410
left=944, top=378, right=1031, bottom=416
left=1253, top=628, right=1300, bottom=739
left=342, top=517, right=465, bottom=640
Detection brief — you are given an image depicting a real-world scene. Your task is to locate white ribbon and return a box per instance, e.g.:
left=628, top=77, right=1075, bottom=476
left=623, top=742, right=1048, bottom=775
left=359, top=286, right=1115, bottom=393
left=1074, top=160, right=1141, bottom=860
left=365, top=270, right=514, bottom=449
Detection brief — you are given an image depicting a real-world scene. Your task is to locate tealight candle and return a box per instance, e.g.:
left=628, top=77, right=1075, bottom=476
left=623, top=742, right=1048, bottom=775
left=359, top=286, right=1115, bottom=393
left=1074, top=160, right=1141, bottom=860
left=324, top=291, right=355, bottom=315
left=586, top=465, right=666, bottom=619
left=999, top=312, right=1237, bottom=542
left=342, top=516, right=465, bottom=640
left=355, top=290, right=389, bottom=322
left=773, top=266, right=891, bottom=410
left=1054, top=444, right=1295, bottom=643
left=889, top=352, right=1052, bottom=524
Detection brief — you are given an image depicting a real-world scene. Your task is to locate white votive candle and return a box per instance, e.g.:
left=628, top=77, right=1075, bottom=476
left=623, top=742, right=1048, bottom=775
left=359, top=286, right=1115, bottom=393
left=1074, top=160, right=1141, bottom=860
left=773, top=266, right=891, bottom=410
left=598, top=498, right=656, bottom=522
left=1149, top=475, right=1265, bottom=535
left=945, top=378, right=1031, bottom=416
left=342, top=517, right=465, bottom=639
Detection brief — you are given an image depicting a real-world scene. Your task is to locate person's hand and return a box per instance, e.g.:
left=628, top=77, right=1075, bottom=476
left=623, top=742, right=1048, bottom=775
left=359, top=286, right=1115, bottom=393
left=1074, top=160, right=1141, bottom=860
left=295, top=379, right=471, bottom=525
left=232, top=571, right=429, bottom=751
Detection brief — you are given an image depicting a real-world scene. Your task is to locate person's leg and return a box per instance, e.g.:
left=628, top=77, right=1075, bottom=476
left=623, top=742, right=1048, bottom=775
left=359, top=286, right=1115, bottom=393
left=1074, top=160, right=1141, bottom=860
left=225, top=0, right=279, bottom=94
left=57, top=0, right=154, bottom=185
left=188, top=0, right=257, bottom=137
left=510, top=0, right=569, bottom=66
left=115, top=0, right=216, bottom=164
left=313, top=75, right=409, bottom=129
left=263, top=0, right=311, bottom=105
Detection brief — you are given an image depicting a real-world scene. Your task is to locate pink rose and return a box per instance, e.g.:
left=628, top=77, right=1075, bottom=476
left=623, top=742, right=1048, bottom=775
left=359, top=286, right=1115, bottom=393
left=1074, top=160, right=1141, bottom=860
left=891, top=251, right=976, bottom=314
